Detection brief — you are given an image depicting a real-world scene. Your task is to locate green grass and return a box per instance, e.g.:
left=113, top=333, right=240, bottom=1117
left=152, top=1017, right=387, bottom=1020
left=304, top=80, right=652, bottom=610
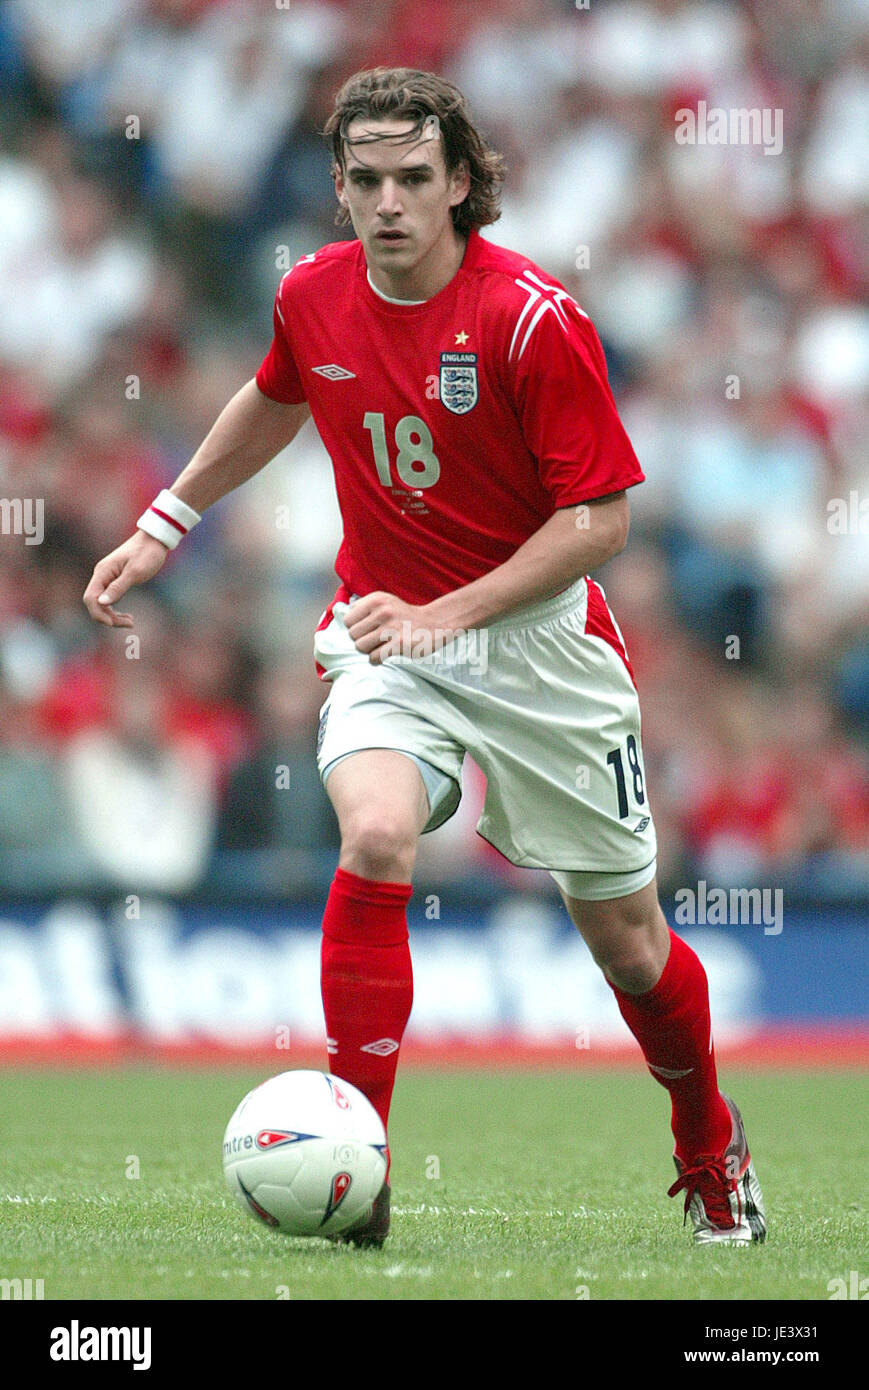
left=0, top=1067, right=865, bottom=1301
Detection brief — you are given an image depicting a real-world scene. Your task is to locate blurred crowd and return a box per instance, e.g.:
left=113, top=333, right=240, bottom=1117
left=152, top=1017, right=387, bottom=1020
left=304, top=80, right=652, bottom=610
left=0, top=0, right=866, bottom=902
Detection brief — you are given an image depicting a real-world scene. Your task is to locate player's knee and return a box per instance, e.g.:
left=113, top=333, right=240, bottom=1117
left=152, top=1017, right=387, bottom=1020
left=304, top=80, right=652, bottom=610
left=572, top=904, right=669, bottom=993
left=339, top=809, right=418, bottom=881
left=591, top=921, right=668, bottom=993
left=567, top=884, right=667, bottom=995
left=598, top=942, right=662, bottom=994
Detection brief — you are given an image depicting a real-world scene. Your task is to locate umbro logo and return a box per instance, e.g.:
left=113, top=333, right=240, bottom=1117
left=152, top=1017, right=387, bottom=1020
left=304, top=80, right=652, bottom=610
left=360, top=1038, right=399, bottom=1056
left=311, top=364, right=356, bottom=380
left=648, top=1063, right=694, bottom=1080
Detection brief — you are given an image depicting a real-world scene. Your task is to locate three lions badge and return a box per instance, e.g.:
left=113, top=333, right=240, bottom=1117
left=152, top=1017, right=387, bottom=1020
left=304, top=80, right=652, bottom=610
left=439, top=351, right=478, bottom=415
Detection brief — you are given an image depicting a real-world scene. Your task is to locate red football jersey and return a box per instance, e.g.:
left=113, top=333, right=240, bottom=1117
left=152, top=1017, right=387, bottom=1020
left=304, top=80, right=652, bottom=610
left=256, top=229, right=644, bottom=606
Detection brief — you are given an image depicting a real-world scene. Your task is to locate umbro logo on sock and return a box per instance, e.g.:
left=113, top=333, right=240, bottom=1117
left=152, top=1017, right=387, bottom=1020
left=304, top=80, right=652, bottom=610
left=360, top=1038, right=399, bottom=1056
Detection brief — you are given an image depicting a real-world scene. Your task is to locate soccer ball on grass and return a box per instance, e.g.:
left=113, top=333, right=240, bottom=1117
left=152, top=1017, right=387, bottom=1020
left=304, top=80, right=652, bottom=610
left=222, top=1070, right=387, bottom=1238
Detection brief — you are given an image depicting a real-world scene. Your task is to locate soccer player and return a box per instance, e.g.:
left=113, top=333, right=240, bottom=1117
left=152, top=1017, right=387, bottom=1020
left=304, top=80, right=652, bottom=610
left=84, top=68, right=766, bottom=1249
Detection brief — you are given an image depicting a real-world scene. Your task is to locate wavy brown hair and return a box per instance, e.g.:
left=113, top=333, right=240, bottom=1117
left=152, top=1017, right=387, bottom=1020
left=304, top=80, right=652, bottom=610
left=323, top=68, right=505, bottom=236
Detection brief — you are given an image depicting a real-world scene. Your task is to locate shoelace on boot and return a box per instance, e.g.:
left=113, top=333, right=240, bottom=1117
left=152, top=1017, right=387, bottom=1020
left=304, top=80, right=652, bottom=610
left=668, top=1156, right=741, bottom=1229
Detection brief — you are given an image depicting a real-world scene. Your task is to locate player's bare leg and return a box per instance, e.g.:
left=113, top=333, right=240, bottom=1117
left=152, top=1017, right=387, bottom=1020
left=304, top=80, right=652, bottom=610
left=328, top=748, right=429, bottom=883
left=560, top=878, right=766, bottom=1243
left=559, top=877, right=670, bottom=993
left=319, top=749, right=430, bottom=1246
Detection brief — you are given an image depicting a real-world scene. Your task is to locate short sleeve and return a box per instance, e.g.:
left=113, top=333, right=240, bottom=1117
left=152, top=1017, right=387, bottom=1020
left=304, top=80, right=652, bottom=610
left=255, top=278, right=307, bottom=404
left=509, top=294, right=644, bottom=506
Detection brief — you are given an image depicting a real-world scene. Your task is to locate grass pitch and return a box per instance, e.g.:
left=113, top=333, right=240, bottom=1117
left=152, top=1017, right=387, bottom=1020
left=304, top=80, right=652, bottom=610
left=1, top=1067, right=865, bottom=1301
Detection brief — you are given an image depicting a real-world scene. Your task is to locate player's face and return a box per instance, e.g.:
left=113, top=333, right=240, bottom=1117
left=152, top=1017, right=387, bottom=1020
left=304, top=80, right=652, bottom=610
left=335, top=117, right=469, bottom=279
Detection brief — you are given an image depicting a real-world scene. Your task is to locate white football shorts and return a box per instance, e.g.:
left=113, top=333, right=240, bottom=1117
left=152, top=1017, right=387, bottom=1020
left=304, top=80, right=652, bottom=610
left=314, top=576, right=657, bottom=901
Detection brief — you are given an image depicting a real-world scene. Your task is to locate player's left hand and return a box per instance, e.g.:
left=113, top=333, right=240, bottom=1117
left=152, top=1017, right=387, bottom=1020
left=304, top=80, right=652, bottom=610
left=344, top=591, right=447, bottom=665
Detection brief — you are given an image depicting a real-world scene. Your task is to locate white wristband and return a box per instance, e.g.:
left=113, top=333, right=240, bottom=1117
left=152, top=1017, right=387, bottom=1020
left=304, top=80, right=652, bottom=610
left=136, top=490, right=201, bottom=551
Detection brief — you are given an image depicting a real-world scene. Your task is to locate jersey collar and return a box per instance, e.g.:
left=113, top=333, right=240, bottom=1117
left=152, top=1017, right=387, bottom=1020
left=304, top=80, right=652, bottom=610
left=360, top=228, right=482, bottom=314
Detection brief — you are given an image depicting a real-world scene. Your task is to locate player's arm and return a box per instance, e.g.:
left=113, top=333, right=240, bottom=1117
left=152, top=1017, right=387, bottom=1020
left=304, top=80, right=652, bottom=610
left=418, top=288, right=639, bottom=631
left=347, top=492, right=629, bottom=659
left=450, top=280, right=643, bottom=625
left=427, top=491, right=629, bottom=631
left=160, top=380, right=310, bottom=514
left=348, top=292, right=642, bottom=659
left=83, top=381, right=310, bottom=627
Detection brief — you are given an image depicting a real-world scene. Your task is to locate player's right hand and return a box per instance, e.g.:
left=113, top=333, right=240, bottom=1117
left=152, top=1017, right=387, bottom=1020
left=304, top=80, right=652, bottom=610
left=82, top=531, right=169, bottom=628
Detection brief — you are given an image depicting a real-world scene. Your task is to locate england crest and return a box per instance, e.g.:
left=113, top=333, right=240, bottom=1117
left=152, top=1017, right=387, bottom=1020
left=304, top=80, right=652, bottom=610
left=439, top=351, right=478, bottom=415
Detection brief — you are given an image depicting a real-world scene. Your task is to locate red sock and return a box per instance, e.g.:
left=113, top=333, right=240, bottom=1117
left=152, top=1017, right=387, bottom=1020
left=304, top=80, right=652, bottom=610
left=320, top=867, right=413, bottom=1137
left=609, top=928, right=732, bottom=1163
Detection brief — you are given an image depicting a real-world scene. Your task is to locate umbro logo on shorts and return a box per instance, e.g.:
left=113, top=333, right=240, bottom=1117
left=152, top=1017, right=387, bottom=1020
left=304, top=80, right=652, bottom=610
left=311, top=363, right=356, bottom=380
left=360, top=1038, right=399, bottom=1056
left=633, top=817, right=650, bottom=833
